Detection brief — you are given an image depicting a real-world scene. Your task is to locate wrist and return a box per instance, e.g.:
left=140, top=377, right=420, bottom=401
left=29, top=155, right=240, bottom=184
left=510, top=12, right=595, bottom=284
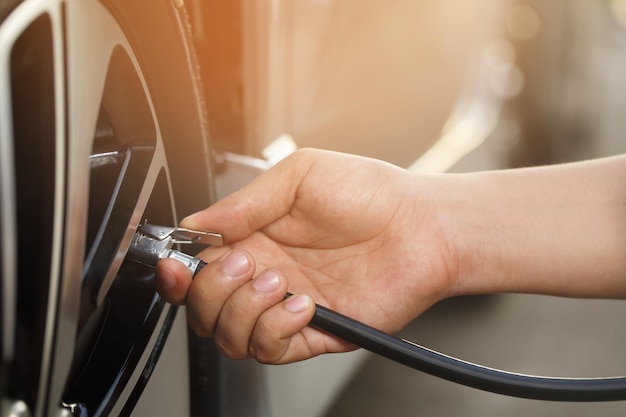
left=402, top=173, right=469, bottom=303
left=422, top=172, right=497, bottom=299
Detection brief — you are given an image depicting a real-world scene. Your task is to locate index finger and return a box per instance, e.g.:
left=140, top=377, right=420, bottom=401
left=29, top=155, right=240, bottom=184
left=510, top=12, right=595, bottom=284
left=180, top=150, right=315, bottom=243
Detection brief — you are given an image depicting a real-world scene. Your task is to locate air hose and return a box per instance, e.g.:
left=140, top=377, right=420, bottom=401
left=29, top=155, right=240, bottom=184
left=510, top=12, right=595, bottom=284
left=206, top=254, right=626, bottom=401
left=302, top=294, right=626, bottom=402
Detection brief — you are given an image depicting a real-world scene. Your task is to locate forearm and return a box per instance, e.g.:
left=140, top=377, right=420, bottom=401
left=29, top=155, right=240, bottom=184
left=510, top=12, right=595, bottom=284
left=431, top=154, right=626, bottom=299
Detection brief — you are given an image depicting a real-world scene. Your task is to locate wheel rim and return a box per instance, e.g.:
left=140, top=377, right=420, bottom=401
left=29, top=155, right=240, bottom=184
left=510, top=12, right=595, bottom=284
left=1, top=1, right=183, bottom=416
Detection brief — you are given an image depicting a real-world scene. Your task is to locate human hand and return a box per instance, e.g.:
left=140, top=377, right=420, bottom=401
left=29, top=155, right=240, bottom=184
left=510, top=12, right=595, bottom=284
left=156, top=149, right=456, bottom=364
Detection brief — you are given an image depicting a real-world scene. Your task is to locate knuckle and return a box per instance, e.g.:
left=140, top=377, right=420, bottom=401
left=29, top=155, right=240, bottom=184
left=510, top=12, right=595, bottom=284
left=293, top=147, right=317, bottom=159
left=248, top=319, right=287, bottom=364
left=224, top=294, right=248, bottom=318
left=188, top=316, right=213, bottom=339
left=248, top=341, right=283, bottom=365
left=214, top=334, right=248, bottom=360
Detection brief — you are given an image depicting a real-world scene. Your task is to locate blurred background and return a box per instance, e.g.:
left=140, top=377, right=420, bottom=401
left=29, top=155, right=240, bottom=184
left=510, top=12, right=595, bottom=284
left=187, top=0, right=626, bottom=416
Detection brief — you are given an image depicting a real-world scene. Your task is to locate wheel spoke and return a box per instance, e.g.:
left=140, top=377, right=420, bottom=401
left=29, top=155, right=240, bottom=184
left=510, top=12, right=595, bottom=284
left=2, top=0, right=200, bottom=415
left=12, top=0, right=176, bottom=415
left=59, top=1, right=177, bottom=415
left=83, top=146, right=155, bottom=313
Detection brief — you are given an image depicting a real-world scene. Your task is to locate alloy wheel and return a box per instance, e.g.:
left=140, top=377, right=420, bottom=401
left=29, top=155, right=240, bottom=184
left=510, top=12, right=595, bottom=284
left=0, top=0, right=210, bottom=416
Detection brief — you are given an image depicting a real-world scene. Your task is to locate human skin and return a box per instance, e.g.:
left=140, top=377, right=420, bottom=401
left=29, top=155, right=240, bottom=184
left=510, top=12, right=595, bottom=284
left=155, top=149, right=626, bottom=364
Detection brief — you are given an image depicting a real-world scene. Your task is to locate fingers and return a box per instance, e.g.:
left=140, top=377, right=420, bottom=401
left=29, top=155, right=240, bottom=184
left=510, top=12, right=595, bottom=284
left=248, top=294, right=315, bottom=363
left=179, top=149, right=316, bottom=242
left=156, top=258, right=194, bottom=305
left=184, top=249, right=316, bottom=362
left=186, top=249, right=256, bottom=336
left=156, top=247, right=346, bottom=363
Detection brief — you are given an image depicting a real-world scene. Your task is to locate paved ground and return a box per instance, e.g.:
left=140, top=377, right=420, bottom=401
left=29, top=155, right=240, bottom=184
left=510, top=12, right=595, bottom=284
left=323, top=295, right=626, bottom=417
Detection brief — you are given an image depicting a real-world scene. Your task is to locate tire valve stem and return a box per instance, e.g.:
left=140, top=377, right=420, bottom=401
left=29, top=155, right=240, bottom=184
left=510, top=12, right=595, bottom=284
left=126, top=223, right=223, bottom=275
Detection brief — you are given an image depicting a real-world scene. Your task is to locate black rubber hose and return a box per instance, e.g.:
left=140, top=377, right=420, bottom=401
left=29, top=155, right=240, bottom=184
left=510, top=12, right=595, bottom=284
left=305, top=296, right=626, bottom=402
left=195, top=261, right=626, bottom=401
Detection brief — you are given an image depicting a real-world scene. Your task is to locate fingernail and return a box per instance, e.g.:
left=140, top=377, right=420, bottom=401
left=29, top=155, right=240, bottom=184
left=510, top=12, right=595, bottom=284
left=285, top=295, right=311, bottom=313
left=221, top=250, right=250, bottom=277
left=253, top=270, right=280, bottom=293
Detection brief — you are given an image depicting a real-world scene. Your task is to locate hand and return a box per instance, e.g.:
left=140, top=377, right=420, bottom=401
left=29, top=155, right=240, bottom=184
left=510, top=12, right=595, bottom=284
left=156, top=149, right=455, bottom=364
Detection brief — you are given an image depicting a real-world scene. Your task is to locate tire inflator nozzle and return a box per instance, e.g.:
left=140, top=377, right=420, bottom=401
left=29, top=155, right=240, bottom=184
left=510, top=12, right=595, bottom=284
left=126, top=223, right=223, bottom=275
